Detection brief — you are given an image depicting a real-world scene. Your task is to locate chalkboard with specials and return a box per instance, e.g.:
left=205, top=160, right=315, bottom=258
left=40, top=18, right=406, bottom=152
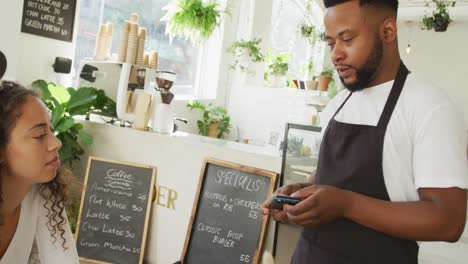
left=181, top=159, right=278, bottom=264
left=75, top=157, right=156, bottom=264
left=21, top=0, right=76, bottom=42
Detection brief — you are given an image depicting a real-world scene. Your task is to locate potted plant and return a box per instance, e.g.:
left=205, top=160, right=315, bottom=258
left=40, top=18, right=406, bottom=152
left=422, top=0, right=456, bottom=32
left=186, top=101, right=232, bottom=139
left=162, top=0, right=224, bottom=44
left=264, top=50, right=289, bottom=88
left=301, top=60, right=318, bottom=90
left=226, top=38, right=265, bottom=75
left=318, top=67, right=335, bottom=91
left=280, top=136, right=304, bottom=157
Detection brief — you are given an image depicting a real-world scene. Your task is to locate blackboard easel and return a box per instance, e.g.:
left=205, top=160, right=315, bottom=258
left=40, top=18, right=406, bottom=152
left=75, top=156, right=156, bottom=264
left=181, top=158, right=277, bottom=264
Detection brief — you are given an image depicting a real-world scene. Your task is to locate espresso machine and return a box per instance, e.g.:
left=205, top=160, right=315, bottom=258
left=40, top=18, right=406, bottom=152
left=152, top=71, right=176, bottom=133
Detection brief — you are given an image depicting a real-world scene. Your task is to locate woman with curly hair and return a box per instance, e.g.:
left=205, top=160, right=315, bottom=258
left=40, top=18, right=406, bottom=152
left=0, top=80, right=78, bottom=263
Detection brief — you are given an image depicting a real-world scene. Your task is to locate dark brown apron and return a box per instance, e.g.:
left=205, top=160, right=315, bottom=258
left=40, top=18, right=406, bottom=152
left=291, top=62, right=418, bottom=264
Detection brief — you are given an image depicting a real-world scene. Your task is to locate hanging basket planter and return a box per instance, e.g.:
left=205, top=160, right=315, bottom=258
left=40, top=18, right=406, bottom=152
left=433, top=14, right=451, bottom=31
left=161, top=0, right=224, bottom=44
left=421, top=0, right=456, bottom=32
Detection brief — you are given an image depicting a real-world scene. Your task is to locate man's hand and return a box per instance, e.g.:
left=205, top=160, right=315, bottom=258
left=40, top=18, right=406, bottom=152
left=261, top=183, right=310, bottom=223
left=286, top=185, right=352, bottom=227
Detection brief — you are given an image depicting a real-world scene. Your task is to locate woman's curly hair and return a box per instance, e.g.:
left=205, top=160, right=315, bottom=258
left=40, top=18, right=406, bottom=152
left=0, top=80, right=69, bottom=249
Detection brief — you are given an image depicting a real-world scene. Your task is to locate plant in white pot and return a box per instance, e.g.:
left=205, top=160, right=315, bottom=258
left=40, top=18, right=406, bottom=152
left=301, top=60, right=318, bottom=90
left=264, top=50, right=289, bottom=88
left=226, top=38, right=265, bottom=75
left=186, top=101, right=232, bottom=139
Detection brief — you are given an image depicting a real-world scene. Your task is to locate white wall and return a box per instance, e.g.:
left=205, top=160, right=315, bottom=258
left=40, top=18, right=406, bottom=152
left=398, top=21, right=468, bottom=125
left=0, top=1, right=79, bottom=85
left=228, top=83, right=320, bottom=144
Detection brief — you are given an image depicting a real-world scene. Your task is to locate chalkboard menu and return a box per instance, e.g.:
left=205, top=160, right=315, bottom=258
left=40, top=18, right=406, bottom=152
left=21, top=0, right=76, bottom=42
left=75, top=157, right=156, bottom=264
left=181, top=159, right=277, bottom=264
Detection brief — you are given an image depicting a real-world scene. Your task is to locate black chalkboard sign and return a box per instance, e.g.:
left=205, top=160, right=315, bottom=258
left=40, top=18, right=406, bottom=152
left=181, top=159, right=277, bottom=264
left=21, top=0, right=76, bottom=42
left=75, top=157, right=156, bottom=264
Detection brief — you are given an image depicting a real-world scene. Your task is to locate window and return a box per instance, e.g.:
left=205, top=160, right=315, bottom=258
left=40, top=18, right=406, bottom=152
left=74, top=0, right=200, bottom=96
left=270, top=0, right=325, bottom=79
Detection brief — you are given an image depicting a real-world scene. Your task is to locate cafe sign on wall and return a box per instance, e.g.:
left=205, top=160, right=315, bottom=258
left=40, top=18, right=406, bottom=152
left=21, top=0, right=76, bottom=42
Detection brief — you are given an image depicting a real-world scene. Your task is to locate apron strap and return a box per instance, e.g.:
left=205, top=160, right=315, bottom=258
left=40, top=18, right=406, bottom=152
left=377, top=61, right=409, bottom=129
left=331, top=91, right=353, bottom=120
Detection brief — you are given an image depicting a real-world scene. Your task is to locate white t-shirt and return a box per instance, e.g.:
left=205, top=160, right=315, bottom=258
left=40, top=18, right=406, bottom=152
left=319, top=73, right=468, bottom=202
left=0, top=186, right=79, bottom=264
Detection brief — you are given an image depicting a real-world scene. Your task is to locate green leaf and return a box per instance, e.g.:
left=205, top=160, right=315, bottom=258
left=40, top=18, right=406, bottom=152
left=72, top=123, right=83, bottom=130
left=50, top=104, right=65, bottom=128
left=55, top=116, right=75, bottom=133
left=31, top=80, right=51, bottom=101
left=62, top=132, right=84, bottom=155
left=93, top=90, right=107, bottom=109
left=197, top=120, right=209, bottom=136
left=67, top=87, right=97, bottom=116
left=58, top=143, right=74, bottom=166
left=67, top=87, right=76, bottom=97
left=49, top=84, right=71, bottom=104
left=57, top=133, right=75, bottom=166
left=78, top=130, right=93, bottom=146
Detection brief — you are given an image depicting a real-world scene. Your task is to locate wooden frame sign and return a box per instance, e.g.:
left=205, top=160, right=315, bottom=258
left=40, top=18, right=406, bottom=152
left=75, top=156, right=156, bottom=264
left=181, top=158, right=278, bottom=264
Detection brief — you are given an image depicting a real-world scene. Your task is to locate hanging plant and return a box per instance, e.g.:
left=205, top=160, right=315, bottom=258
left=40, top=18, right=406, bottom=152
left=226, top=38, right=265, bottom=74
left=161, top=0, right=224, bottom=44
left=299, top=22, right=321, bottom=47
left=421, top=0, right=456, bottom=32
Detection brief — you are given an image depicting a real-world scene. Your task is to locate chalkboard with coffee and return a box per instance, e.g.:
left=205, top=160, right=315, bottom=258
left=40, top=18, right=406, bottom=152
left=75, top=157, right=156, bottom=264
left=181, top=158, right=278, bottom=264
left=21, top=0, right=76, bottom=42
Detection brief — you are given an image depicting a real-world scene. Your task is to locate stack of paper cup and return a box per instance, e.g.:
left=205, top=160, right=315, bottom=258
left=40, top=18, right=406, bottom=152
left=104, top=23, right=113, bottom=59
left=150, top=51, right=159, bottom=69
left=126, top=23, right=139, bottom=65
left=143, top=53, right=150, bottom=68
left=94, top=24, right=108, bottom=61
left=136, top=27, right=146, bottom=66
left=118, top=21, right=131, bottom=62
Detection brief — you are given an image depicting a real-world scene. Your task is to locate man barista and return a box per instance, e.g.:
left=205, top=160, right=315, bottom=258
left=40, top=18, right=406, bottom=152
left=262, top=1, right=468, bottom=263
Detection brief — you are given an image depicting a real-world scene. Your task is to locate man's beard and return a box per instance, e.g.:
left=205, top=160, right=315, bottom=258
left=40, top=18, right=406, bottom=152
left=339, top=37, right=383, bottom=92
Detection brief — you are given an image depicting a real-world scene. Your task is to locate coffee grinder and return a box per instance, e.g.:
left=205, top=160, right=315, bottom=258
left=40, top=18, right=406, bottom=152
left=152, top=71, right=176, bottom=133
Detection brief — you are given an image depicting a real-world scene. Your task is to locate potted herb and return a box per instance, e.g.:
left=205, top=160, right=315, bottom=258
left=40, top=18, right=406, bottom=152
left=301, top=60, right=318, bottom=90
left=264, top=50, right=289, bottom=88
left=162, top=0, right=224, bottom=44
left=280, top=136, right=304, bottom=157
left=318, top=67, right=335, bottom=91
left=226, top=38, right=265, bottom=74
left=186, top=101, right=232, bottom=139
left=422, top=0, right=456, bottom=32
